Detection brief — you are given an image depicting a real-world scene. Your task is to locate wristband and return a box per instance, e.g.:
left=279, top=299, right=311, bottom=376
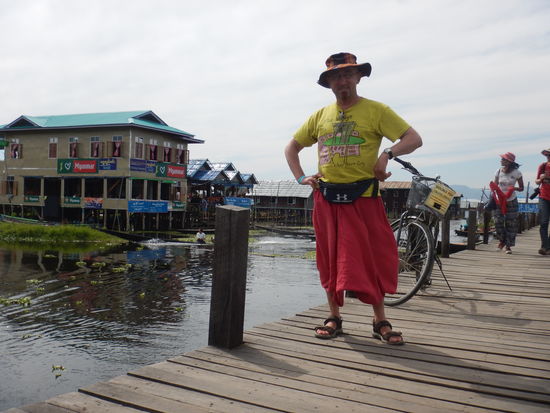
left=297, top=175, right=306, bottom=184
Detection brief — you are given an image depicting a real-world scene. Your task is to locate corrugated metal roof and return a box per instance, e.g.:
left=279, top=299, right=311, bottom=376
left=380, top=181, right=411, bottom=190
left=0, top=110, right=202, bottom=143
left=187, top=159, right=212, bottom=176
left=190, top=170, right=229, bottom=182
left=211, top=162, right=237, bottom=172
left=252, top=181, right=313, bottom=198
left=241, top=173, right=258, bottom=184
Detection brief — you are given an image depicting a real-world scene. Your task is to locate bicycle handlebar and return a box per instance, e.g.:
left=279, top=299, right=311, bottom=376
left=393, top=156, right=442, bottom=183
left=392, top=156, right=421, bottom=176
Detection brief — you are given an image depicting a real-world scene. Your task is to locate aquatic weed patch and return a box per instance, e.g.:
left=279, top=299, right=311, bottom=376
left=0, top=223, right=125, bottom=251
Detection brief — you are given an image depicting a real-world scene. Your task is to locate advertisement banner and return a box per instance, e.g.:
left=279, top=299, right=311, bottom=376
left=57, top=159, right=98, bottom=174
left=24, top=195, right=40, bottom=202
left=130, top=158, right=157, bottom=173
left=172, top=201, right=186, bottom=209
left=224, top=197, right=253, bottom=208
left=84, top=197, right=103, bottom=209
left=156, top=163, right=186, bottom=179
left=64, top=196, right=81, bottom=204
left=128, top=200, right=168, bottom=213
left=518, top=203, right=539, bottom=213
left=98, top=158, right=117, bottom=170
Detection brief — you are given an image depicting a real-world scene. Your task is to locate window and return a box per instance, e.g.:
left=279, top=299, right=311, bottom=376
left=84, top=177, right=103, bottom=198
left=6, top=176, right=17, bottom=195
left=64, top=177, right=81, bottom=197
left=107, top=178, right=126, bottom=199
left=112, top=136, right=122, bottom=157
left=135, top=137, right=144, bottom=159
left=49, top=138, right=58, bottom=158
left=69, top=137, right=79, bottom=158
left=148, top=139, right=158, bottom=160
left=90, top=137, right=102, bottom=158
left=146, top=179, right=158, bottom=200
left=176, top=145, right=189, bottom=164
left=10, top=143, right=22, bottom=159
left=24, top=177, right=41, bottom=196
left=132, top=179, right=144, bottom=199
left=288, top=197, right=297, bottom=205
left=163, top=143, right=172, bottom=162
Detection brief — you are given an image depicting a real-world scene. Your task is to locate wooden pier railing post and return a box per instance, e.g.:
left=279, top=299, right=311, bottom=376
left=208, top=205, right=250, bottom=349
left=482, top=210, right=491, bottom=244
left=467, top=208, right=477, bottom=250
left=517, top=212, right=524, bottom=234
left=441, top=212, right=450, bottom=258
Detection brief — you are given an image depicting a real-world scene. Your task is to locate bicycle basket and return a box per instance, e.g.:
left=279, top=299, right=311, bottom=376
left=406, top=176, right=456, bottom=218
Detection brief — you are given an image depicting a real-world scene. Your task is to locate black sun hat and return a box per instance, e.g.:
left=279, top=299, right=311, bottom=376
left=317, top=52, right=372, bottom=88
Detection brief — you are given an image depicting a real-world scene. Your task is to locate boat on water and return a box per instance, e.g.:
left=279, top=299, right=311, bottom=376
left=99, top=228, right=214, bottom=246
left=454, top=229, right=482, bottom=238
left=0, top=214, right=49, bottom=225
left=254, top=224, right=315, bottom=240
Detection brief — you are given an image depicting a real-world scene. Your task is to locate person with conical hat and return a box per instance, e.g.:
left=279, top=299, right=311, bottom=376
left=285, top=52, right=423, bottom=345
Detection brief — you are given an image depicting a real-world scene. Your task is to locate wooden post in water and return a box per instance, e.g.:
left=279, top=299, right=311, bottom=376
left=467, top=208, right=477, bottom=250
left=483, top=210, right=492, bottom=244
left=517, top=212, right=524, bottom=234
left=208, top=205, right=250, bottom=349
left=441, top=212, right=450, bottom=258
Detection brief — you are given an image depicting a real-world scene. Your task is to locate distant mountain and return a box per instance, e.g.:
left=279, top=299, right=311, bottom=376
left=451, top=184, right=531, bottom=202
left=450, top=185, right=485, bottom=201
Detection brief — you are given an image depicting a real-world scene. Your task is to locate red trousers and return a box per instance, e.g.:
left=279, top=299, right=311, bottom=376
left=313, top=191, right=398, bottom=307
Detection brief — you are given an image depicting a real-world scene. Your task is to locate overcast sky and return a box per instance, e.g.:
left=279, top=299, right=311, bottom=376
left=1, top=0, right=549, bottom=192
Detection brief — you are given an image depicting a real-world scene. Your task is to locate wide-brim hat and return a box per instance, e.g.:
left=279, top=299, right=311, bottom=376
left=542, top=147, right=550, bottom=156
left=318, top=52, right=372, bottom=88
left=500, top=152, right=516, bottom=163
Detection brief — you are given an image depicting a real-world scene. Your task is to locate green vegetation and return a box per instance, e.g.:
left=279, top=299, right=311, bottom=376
left=0, top=222, right=125, bottom=252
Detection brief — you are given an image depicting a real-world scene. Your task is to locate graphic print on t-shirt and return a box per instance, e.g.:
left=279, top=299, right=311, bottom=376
left=319, top=111, right=365, bottom=167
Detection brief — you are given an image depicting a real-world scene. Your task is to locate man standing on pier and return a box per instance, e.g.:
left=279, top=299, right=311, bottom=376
left=284, top=52, right=422, bottom=344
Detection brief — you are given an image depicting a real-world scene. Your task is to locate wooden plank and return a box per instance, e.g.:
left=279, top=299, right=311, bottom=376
left=8, top=404, right=74, bottom=413
left=45, top=392, right=143, bottom=412
left=79, top=381, right=214, bottom=413
left=248, top=322, right=550, bottom=379
left=175, top=350, right=496, bottom=412
left=279, top=317, right=550, bottom=363
left=129, top=361, right=393, bottom=412
left=289, top=311, right=550, bottom=351
left=108, top=375, right=278, bottom=413
left=183, top=345, right=550, bottom=413
left=241, top=332, right=550, bottom=403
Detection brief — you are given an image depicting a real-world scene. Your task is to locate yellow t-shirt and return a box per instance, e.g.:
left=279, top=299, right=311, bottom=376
left=294, top=98, right=410, bottom=196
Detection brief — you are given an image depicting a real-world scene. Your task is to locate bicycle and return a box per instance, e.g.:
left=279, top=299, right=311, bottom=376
left=384, top=157, right=456, bottom=306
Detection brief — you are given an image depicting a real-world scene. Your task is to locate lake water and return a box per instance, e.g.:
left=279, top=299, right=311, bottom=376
left=0, top=234, right=323, bottom=411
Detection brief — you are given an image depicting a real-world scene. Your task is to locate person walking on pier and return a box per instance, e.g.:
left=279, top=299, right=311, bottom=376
left=490, top=152, right=524, bottom=254
left=284, top=52, right=422, bottom=345
left=535, top=148, right=550, bottom=255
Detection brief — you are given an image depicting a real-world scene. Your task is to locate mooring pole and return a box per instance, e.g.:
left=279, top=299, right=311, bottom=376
left=208, top=205, right=250, bottom=349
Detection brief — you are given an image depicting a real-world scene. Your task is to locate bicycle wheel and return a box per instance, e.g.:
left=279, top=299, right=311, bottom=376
left=384, top=218, right=435, bottom=306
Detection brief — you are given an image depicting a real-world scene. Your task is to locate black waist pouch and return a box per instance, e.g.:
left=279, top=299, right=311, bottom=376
left=319, top=179, right=378, bottom=203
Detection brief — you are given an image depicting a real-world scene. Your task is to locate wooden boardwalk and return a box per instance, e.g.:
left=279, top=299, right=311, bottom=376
left=5, top=228, right=550, bottom=412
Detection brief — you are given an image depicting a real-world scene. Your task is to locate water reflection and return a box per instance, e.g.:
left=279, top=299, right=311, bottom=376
left=0, top=235, right=322, bottom=410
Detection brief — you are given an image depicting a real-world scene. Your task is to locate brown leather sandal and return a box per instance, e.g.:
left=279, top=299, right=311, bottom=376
left=314, top=316, right=343, bottom=339
left=372, top=320, right=404, bottom=345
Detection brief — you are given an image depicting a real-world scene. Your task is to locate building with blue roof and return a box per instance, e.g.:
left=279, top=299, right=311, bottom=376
left=0, top=110, right=203, bottom=230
